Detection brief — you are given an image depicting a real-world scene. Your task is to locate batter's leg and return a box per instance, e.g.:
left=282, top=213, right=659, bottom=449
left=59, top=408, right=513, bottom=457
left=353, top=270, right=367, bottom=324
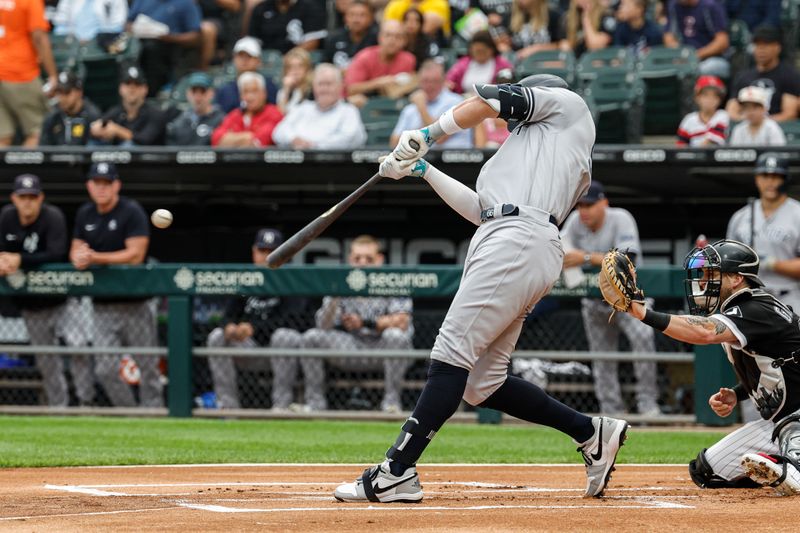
left=269, top=328, right=302, bottom=409
left=581, top=299, right=625, bottom=414
left=618, top=311, right=660, bottom=414
left=206, top=327, right=241, bottom=409
left=92, top=305, right=136, bottom=407
left=377, top=327, right=413, bottom=411
left=22, top=307, right=68, bottom=407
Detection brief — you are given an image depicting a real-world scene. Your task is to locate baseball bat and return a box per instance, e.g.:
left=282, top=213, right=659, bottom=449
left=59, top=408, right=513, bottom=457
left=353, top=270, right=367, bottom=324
left=266, top=140, right=420, bottom=269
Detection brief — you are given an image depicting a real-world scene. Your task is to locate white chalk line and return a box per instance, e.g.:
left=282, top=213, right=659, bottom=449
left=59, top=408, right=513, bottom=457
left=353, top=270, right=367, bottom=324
left=74, top=462, right=687, bottom=469
left=0, top=507, right=177, bottom=522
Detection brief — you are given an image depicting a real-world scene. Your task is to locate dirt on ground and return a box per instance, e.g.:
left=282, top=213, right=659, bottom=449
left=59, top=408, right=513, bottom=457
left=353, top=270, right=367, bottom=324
left=0, top=464, right=795, bottom=532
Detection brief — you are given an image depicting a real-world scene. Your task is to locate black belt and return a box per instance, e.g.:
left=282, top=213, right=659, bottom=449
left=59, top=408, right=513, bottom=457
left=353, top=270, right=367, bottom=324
left=479, top=203, right=557, bottom=226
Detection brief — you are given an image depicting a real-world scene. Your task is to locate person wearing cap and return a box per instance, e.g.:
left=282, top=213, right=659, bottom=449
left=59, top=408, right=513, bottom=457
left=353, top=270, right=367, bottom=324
left=676, top=75, right=729, bottom=147
left=39, top=71, right=102, bottom=146
left=322, top=0, right=378, bottom=69
left=727, top=25, right=800, bottom=123
left=90, top=66, right=167, bottom=146
left=272, top=63, right=367, bottom=149
left=165, top=72, right=225, bottom=146
left=246, top=0, right=327, bottom=54
left=205, top=228, right=316, bottom=410
left=126, top=0, right=202, bottom=97
left=445, top=31, right=514, bottom=95
left=663, top=0, right=730, bottom=79
left=214, top=36, right=279, bottom=113
left=561, top=181, right=661, bottom=417
left=729, top=86, right=787, bottom=146
left=70, top=162, right=163, bottom=408
left=211, top=72, right=283, bottom=147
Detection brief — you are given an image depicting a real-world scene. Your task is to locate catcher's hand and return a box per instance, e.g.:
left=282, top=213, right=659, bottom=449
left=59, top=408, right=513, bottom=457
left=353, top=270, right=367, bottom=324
left=598, top=248, right=645, bottom=318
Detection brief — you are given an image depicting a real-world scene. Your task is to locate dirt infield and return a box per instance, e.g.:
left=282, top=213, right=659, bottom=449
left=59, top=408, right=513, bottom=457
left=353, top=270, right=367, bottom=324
left=0, top=464, right=795, bottom=532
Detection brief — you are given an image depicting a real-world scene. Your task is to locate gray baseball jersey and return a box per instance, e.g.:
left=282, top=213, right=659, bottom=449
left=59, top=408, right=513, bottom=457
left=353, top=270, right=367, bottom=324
left=561, top=207, right=642, bottom=266
left=475, top=87, right=595, bottom=224
left=727, top=198, right=800, bottom=293
left=315, top=296, right=413, bottom=340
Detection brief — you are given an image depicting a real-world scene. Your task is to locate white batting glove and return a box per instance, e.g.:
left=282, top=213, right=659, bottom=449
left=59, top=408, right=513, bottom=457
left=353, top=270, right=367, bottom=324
left=378, top=155, right=430, bottom=180
left=393, top=129, right=433, bottom=162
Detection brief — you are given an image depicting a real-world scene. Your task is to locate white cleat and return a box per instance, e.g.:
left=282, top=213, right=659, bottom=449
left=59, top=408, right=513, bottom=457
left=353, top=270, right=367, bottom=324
left=334, top=460, right=423, bottom=503
left=741, top=453, right=800, bottom=496
left=577, top=416, right=630, bottom=497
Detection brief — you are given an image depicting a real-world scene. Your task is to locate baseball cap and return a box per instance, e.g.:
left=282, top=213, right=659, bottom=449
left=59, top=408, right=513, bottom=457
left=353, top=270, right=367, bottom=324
left=694, top=75, right=725, bottom=96
left=752, top=25, right=782, bottom=44
left=13, top=174, right=42, bottom=195
left=186, top=71, right=213, bottom=89
left=121, top=65, right=147, bottom=85
left=738, top=85, right=770, bottom=108
left=56, top=70, right=82, bottom=92
left=86, top=162, right=119, bottom=181
left=254, top=228, right=284, bottom=250
left=233, top=36, right=262, bottom=58
left=578, top=181, right=606, bottom=204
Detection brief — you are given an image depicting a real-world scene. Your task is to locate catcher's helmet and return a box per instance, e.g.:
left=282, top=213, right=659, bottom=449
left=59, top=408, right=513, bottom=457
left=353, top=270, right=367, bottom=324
left=755, top=152, right=791, bottom=193
left=683, top=239, right=763, bottom=315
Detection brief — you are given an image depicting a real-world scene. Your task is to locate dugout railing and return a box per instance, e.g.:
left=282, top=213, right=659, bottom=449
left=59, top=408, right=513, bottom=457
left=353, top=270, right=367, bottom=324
left=0, top=264, right=734, bottom=425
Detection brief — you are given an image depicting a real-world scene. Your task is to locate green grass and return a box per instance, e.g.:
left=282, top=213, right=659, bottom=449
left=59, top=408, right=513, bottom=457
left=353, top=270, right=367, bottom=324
left=0, top=416, right=726, bottom=467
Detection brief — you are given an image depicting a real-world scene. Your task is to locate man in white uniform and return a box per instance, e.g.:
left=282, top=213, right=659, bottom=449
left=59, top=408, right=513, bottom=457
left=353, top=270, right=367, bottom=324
left=334, top=75, right=629, bottom=504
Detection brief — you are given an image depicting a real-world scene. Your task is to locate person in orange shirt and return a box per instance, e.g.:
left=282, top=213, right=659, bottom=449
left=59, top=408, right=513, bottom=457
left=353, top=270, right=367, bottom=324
left=0, top=0, right=58, bottom=146
left=211, top=72, right=283, bottom=147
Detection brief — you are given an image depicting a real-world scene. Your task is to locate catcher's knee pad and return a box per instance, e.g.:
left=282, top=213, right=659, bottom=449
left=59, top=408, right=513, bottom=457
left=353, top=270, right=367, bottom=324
left=773, top=414, right=800, bottom=463
left=386, top=417, right=437, bottom=464
left=475, top=83, right=533, bottom=123
left=688, top=449, right=760, bottom=488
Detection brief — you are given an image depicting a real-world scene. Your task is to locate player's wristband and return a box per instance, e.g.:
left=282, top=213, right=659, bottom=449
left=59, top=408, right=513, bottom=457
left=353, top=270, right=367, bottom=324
left=362, top=319, right=376, bottom=329
left=732, top=383, right=749, bottom=402
left=641, top=309, right=670, bottom=331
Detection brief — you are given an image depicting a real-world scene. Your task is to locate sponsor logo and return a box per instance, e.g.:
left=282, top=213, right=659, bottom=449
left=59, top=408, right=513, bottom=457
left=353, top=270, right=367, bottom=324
left=713, top=149, right=757, bottom=163
left=4, top=152, right=44, bottom=164
left=264, top=150, right=304, bottom=164
left=6, top=272, right=26, bottom=290
left=351, top=150, right=386, bottom=164
left=346, top=269, right=368, bottom=291
left=173, top=268, right=266, bottom=294
left=92, top=151, right=131, bottom=163
left=345, top=269, right=439, bottom=296
left=441, top=151, right=484, bottom=163
left=622, top=149, right=666, bottom=163
left=85, top=224, right=97, bottom=232
left=173, top=268, right=194, bottom=291
left=176, top=151, right=216, bottom=164
left=13, top=270, right=95, bottom=294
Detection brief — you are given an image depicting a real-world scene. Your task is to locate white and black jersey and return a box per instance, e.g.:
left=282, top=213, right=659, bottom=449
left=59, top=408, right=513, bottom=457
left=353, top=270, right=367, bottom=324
left=711, top=288, right=800, bottom=421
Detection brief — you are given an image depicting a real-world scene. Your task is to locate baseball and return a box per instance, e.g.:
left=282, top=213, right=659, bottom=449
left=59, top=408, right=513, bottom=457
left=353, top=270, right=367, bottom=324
left=151, top=209, right=173, bottom=229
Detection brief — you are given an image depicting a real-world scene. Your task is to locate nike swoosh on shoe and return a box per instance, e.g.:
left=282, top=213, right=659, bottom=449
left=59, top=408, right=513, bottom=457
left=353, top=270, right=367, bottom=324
left=373, top=475, right=416, bottom=494
left=590, top=420, right=604, bottom=461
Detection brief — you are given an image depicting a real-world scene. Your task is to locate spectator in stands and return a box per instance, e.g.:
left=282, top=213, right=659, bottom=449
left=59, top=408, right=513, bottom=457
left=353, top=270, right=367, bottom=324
left=52, top=0, right=127, bottom=42
left=446, top=31, right=513, bottom=94
left=302, top=235, right=414, bottom=413
left=345, top=19, right=418, bottom=106
left=126, top=0, right=202, bottom=97
left=729, top=85, right=787, bottom=146
left=39, top=71, right=102, bottom=146
left=383, top=0, right=451, bottom=39
left=474, top=67, right=513, bottom=147
left=206, top=228, right=316, bottom=410
left=0, top=0, right=57, bottom=147
left=663, top=0, right=730, bottom=78
left=561, top=181, right=661, bottom=417
left=165, top=72, right=224, bottom=146
left=561, top=0, right=615, bottom=57
left=212, top=72, right=283, bottom=147
left=612, top=0, right=663, bottom=56
left=90, top=66, right=166, bottom=146
left=676, top=75, right=729, bottom=147
left=0, top=175, right=73, bottom=408
left=726, top=0, right=780, bottom=32
left=276, top=47, right=313, bottom=114
left=403, top=8, right=438, bottom=67
left=214, top=37, right=279, bottom=113
left=273, top=64, right=367, bottom=149
left=323, top=0, right=379, bottom=69
left=70, top=162, right=163, bottom=408
left=247, top=0, right=327, bottom=53
left=499, top=0, right=562, bottom=60
left=391, top=59, right=471, bottom=148
left=726, top=25, right=800, bottom=123
left=198, top=0, right=241, bottom=69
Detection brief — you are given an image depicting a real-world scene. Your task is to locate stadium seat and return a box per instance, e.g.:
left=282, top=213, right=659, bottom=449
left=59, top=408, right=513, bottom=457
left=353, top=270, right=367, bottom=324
left=260, top=49, right=284, bottom=82
left=728, top=19, right=753, bottom=79
left=360, top=97, right=407, bottom=147
left=639, top=46, right=698, bottom=135
left=50, top=34, right=80, bottom=72
left=516, top=49, right=576, bottom=87
left=781, top=0, right=799, bottom=64
left=575, top=47, right=634, bottom=87
left=582, top=72, right=645, bottom=143
left=781, top=120, right=800, bottom=145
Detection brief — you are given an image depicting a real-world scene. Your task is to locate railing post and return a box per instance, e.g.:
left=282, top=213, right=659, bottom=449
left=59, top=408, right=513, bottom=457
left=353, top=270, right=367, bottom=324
left=167, top=296, right=193, bottom=417
left=693, top=344, right=737, bottom=426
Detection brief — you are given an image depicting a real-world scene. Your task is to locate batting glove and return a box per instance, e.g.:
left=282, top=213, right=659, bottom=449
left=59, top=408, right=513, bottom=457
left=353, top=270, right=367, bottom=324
left=393, top=129, right=433, bottom=162
left=379, top=155, right=429, bottom=180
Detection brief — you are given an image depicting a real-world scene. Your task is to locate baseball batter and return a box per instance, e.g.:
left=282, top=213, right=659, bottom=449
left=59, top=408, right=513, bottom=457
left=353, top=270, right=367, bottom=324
left=726, top=153, right=800, bottom=313
left=335, top=75, right=629, bottom=504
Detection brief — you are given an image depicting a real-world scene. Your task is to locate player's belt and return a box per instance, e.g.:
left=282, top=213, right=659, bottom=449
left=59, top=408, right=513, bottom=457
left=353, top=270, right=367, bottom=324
left=480, top=203, right=557, bottom=226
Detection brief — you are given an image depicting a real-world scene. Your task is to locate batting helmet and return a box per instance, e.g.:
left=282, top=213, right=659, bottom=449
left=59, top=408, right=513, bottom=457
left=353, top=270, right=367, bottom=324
left=755, top=152, right=791, bottom=193
left=684, top=239, right=763, bottom=315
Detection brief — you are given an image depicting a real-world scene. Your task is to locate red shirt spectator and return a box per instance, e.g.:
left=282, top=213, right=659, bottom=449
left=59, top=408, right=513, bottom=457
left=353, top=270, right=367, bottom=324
left=212, top=72, right=283, bottom=147
left=344, top=20, right=417, bottom=100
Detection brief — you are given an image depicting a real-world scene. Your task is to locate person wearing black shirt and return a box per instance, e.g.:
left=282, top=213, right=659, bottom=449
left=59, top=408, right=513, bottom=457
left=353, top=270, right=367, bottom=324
left=247, top=0, right=327, bottom=53
left=89, top=66, right=166, bottom=146
left=70, top=163, right=163, bottom=408
left=323, top=0, right=378, bottom=69
left=165, top=72, right=225, bottom=146
left=39, top=71, right=102, bottom=146
left=206, top=229, right=317, bottom=410
left=0, top=174, right=81, bottom=408
left=622, top=240, right=800, bottom=495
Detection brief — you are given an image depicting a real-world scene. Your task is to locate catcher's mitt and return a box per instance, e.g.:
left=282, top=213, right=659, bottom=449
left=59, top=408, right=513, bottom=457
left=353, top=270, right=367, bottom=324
left=598, top=249, right=645, bottom=318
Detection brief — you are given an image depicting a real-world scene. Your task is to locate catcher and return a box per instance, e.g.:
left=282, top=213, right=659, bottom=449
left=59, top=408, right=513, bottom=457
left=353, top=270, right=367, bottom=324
left=600, top=240, right=800, bottom=495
